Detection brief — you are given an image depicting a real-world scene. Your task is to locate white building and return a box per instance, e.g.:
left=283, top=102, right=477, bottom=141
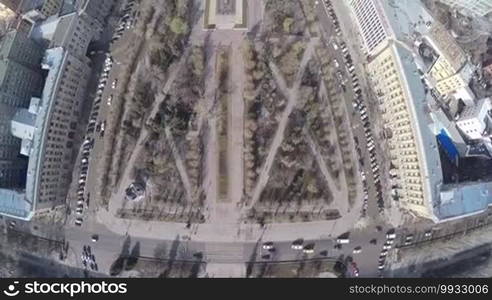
left=348, top=0, right=389, bottom=56
left=456, top=98, right=492, bottom=140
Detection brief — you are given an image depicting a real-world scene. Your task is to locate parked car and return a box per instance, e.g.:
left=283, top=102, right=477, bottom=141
left=386, top=230, right=396, bottom=239
left=262, top=242, right=274, bottom=250
left=92, top=234, right=99, bottom=242
left=303, top=243, right=315, bottom=254
left=291, top=239, right=304, bottom=250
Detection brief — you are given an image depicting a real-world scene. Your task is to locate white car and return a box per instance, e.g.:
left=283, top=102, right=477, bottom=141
left=380, top=250, right=388, bottom=256
left=291, top=244, right=303, bottom=250
left=75, top=218, right=83, bottom=226
left=353, top=246, right=362, bottom=254
left=262, top=242, right=274, bottom=250
left=378, top=264, right=385, bottom=270
left=111, top=79, right=118, bottom=89
left=424, top=231, right=432, bottom=238
left=382, top=244, right=391, bottom=250
left=107, top=95, right=113, bottom=106
left=291, top=239, right=304, bottom=250
left=303, top=247, right=315, bottom=254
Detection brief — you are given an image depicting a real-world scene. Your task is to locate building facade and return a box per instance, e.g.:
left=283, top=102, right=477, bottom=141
left=456, top=98, right=492, bottom=140
left=21, top=0, right=64, bottom=21
left=368, top=43, right=439, bottom=220
left=425, top=22, right=472, bottom=98
left=0, top=30, right=43, bottom=189
left=348, top=0, right=389, bottom=56
left=0, top=8, right=97, bottom=219
left=77, top=0, right=114, bottom=38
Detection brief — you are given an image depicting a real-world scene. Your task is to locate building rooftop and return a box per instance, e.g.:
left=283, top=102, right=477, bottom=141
left=427, top=22, right=467, bottom=72
left=458, top=97, right=491, bottom=120
left=380, top=0, right=434, bottom=43
left=21, top=0, right=46, bottom=13
left=439, top=181, right=492, bottom=220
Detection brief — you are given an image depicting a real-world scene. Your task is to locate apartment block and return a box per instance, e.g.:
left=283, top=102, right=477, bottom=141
left=348, top=0, right=389, bottom=56
left=368, top=43, right=441, bottom=220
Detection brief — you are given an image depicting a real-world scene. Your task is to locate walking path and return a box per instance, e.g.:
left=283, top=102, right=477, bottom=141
left=248, top=40, right=317, bottom=208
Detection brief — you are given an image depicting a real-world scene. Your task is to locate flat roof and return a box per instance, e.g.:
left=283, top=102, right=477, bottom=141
left=380, top=0, right=434, bottom=42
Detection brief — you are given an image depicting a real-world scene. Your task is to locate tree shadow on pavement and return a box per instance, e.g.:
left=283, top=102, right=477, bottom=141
left=109, top=235, right=132, bottom=276
left=189, top=252, right=204, bottom=278
left=125, top=241, right=140, bottom=271
left=245, top=239, right=261, bottom=278
left=160, top=235, right=180, bottom=278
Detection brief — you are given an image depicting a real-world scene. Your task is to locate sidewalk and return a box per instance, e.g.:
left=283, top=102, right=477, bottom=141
left=96, top=199, right=362, bottom=243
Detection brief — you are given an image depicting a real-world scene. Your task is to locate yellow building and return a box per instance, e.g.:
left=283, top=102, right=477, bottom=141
left=426, top=23, right=471, bottom=97
left=434, top=72, right=468, bottom=96
left=368, top=43, right=441, bottom=220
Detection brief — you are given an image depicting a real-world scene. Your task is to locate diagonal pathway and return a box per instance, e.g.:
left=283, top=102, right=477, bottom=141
left=247, top=39, right=317, bottom=208
left=304, top=127, right=346, bottom=212
left=109, top=48, right=193, bottom=215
